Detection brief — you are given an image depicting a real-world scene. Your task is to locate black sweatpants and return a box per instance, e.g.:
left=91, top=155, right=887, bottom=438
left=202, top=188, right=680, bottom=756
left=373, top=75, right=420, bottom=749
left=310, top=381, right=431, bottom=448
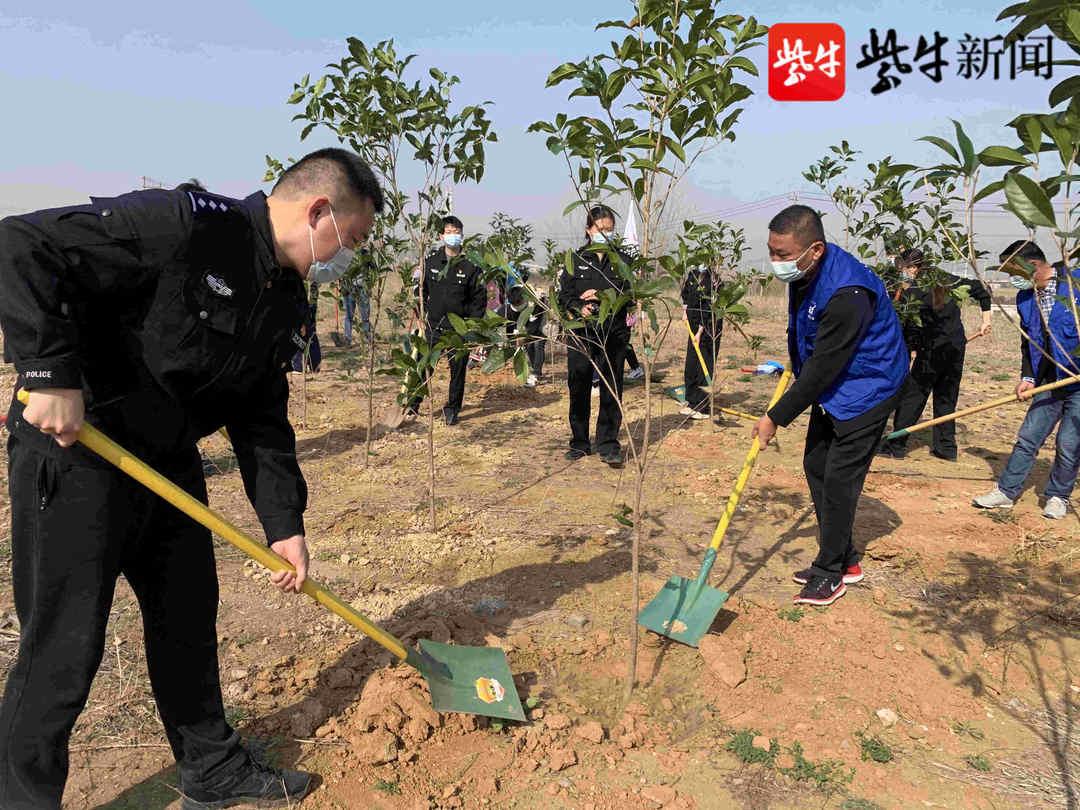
left=0, top=411, right=243, bottom=809
left=567, top=328, right=628, bottom=454
left=804, top=405, right=888, bottom=578
left=683, top=320, right=720, bottom=413
left=891, top=342, right=965, bottom=458
left=526, top=339, right=545, bottom=377
left=410, top=327, right=469, bottom=414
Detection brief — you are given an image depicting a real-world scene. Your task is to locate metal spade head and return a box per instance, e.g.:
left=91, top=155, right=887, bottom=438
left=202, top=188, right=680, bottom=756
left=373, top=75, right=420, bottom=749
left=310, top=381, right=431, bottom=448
left=408, top=641, right=526, bottom=722
left=637, top=575, right=729, bottom=648
left=665, top=385, right=688, bottom=404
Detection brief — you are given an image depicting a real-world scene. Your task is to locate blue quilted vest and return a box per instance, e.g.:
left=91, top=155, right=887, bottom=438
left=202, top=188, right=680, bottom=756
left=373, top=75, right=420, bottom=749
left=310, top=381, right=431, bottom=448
left=1016, top=267, right=1080, bottom=389
left=788, top=244, right=909, bottom=421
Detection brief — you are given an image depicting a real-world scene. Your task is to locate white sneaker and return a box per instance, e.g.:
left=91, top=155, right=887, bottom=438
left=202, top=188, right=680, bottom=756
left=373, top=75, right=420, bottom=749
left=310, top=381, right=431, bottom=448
left=679, top=406, right=708, bottom=421
left=972, top=488, right=1015, bottom=509
left=627, top=366, right=645, bottom=380
left=1043, top=496, right=1069, bottom=519
left=525, top=374, right=538, bottom=388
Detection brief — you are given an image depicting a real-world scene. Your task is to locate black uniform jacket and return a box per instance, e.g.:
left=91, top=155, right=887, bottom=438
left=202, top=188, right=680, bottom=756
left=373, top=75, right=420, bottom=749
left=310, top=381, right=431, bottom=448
left=420, top=247, right=487, bottom=333
left=0, top=187, right=309, bottom=542
left=556, top=243, right=634, bottom=338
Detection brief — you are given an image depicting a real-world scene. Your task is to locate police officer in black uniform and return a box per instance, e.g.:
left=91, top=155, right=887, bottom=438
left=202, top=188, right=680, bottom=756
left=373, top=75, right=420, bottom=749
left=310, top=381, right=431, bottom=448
left=557, top=205, right=634, bottom=466
left=681, top=264, right=723, bottom=418
left=411, top=215, right=487, bottom=425
left=879, top=247, right=993, bottom=460
left=0, top=147, right=382, bottom=809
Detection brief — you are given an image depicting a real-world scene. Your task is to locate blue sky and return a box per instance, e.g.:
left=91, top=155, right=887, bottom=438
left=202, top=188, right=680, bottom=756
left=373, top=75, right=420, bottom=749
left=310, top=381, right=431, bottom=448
left=0, top=1, right=1055, bottom=255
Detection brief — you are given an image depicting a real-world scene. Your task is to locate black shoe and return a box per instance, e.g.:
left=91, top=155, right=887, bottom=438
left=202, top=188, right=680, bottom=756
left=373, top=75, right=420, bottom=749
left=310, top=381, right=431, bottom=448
left=443, top=408, right=459, bottom=426
left=181, top=760, right=313, bottom=809
left=793, top=575, right=846, bottom=606
left=565, top=448, right=591, bottom=461
left=793, top=564, right=863, bottom=585
left=599, top=450, right=624, bottom=468
left=930, top=449, right=957, bottom=462
left=877, top=440, right=906, bottom=459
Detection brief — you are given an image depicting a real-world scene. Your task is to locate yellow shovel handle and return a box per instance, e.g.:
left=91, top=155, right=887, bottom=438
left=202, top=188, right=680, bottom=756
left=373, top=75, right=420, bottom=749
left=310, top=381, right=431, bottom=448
left=16, top=390, right=408, bottom=661
left=707, top=369, right=792, bottom=552
left=684, top=316, right=711, bottom=380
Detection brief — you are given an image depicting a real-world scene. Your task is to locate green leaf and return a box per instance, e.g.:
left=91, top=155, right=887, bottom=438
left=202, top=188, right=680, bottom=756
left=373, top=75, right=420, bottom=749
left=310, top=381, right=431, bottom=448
left=1049, top=75, right=1080, bottom=108
left=918, top=135, right=959, bottom=164
left=725, top=56, right=759, bottom=76
left=513, top=350, right=529, bottom=382
left=978, top=146, right=1030, bottom=167
left=1004, top=172, right=1057, bottom=229
left=972, top=179, right=1005, bottom=204
left=447, top=313, right=468, bottom=335
left=952, top=119, right=975, bottom=173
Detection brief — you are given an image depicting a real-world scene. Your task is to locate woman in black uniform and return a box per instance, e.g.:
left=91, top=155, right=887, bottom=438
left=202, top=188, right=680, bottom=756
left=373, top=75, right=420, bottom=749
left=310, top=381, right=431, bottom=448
left=879, top=248, right=993, bottom=460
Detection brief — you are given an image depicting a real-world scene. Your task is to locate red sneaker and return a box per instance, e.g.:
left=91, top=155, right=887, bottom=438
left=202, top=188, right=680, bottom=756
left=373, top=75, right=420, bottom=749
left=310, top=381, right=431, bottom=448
left=792, top=563, right=864, bottom=586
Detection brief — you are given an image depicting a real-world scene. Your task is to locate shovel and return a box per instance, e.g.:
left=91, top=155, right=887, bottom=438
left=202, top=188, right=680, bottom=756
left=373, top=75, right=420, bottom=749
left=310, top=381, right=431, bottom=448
left=638, top=369, right=792, bottom=647
left=884, top=372, right=1080, bottom=443
left=16, top=390, right=525, bottom=721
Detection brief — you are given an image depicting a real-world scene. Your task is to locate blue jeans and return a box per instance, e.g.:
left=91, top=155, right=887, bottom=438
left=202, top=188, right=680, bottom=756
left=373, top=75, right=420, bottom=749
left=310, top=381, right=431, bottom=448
left=343, top=289, right=371, bottom=345
left=997, top=387, right=1080, bottom=501
left=342, top=294, right=354, bottom=344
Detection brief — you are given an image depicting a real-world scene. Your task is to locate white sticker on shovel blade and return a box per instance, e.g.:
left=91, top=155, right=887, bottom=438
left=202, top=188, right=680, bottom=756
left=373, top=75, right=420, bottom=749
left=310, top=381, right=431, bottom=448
left=475, top=677, right=506, bottom=704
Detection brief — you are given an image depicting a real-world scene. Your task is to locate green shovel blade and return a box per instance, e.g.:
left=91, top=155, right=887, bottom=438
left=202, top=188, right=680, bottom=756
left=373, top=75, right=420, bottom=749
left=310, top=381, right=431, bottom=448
left=638, top=575, right=729, bottom=648
left=666, top=385, right=688, bottom=404
left=411, top=640, right=526, bottom=722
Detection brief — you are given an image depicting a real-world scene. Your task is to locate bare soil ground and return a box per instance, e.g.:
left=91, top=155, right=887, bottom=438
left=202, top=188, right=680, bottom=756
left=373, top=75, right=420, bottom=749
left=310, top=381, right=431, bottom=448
left=0, top=295, right=1076, bottom=810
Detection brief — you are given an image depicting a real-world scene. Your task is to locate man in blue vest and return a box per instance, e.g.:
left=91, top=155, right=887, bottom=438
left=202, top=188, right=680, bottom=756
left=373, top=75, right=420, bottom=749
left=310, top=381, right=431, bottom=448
left=753, top=205, right=908, bottom=606
left=973, top=242, right=1080, bottom=519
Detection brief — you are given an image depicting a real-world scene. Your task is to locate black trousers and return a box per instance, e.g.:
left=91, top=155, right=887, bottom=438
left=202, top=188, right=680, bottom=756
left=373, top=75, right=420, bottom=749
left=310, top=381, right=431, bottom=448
left=683, top=321, right=719, bottom=413
left=804, top=405, right=888, bottom=578
left=567, top=328, right=628, bottom=454
left=526, top=339, right=545, bottom=377
left=890, top=342, right=965, bottom=458
left=411, top=327, right=469, bottom=414
left=0, top=411, right=243, bottom=809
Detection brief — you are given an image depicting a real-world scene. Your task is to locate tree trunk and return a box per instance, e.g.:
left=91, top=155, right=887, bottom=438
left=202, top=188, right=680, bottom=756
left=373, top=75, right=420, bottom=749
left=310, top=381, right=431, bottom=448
left=364, top=333, right=376, bottom=467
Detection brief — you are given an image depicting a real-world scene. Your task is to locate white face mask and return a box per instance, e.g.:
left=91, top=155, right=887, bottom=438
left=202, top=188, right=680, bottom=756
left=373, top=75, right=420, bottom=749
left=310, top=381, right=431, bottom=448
left=770, top=243, right=816, bottom=283
left=1010, top=275, right=1034, bottom=291
left=308, top=206, right=355, bottom=284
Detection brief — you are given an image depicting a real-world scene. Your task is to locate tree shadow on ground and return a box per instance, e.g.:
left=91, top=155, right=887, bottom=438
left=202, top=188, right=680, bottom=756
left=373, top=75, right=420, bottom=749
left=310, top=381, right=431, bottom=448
left=889, top=552, right=1079, bottom=809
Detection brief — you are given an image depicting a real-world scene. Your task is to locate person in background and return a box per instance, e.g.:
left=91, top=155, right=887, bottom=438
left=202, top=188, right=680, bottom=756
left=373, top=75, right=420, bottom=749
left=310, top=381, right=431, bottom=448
left=496, top=284, right=546, bottom=387
left=680, top=264, right=722, bottom=421
left=879, top=248, right=992, bottom=460
left=558, top=204, right=634, bottom=466
left=753, top=205, right=908, bottom=607
left=973, top=242, right=1080, bottom=519
left=411, top=215, right=486, bottom=425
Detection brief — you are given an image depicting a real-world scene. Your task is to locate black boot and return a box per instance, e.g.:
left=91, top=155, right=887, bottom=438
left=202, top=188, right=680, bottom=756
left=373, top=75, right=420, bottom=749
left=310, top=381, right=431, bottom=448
left=181, top=758, right=314, bottom=809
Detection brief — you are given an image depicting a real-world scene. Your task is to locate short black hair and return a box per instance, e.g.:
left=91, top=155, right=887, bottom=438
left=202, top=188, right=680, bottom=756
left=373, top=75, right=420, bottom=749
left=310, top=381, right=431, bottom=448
left=507, top=285, right=526, bottom=308
left=586, top=205, right=617, bottom=229
left=271, top=148, right=384, bottom=214
left=768, top=205, right=826, bottom=249
left=999, top=240, right=1046, bottom=265
left=896, top=247, right=925, bottom=270
left=442, top=215, right=464, bottom=232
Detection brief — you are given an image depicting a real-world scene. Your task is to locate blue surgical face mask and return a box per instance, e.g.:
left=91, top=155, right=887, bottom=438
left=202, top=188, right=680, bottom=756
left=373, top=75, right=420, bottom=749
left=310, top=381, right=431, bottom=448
left=444, top=233, right=464, bottom=248
left=770, top=244, right=815, bottom=283
left=308, top=206, right=355, bottom=284
left=591, top=230, right=616, bottom=244
left=1010, top=275, right=1034, bottom=291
